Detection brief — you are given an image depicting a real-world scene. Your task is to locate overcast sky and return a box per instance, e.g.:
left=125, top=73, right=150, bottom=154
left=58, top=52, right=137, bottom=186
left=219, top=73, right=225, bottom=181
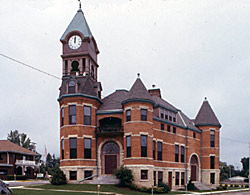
left=0, top=0, right=250, bottom=168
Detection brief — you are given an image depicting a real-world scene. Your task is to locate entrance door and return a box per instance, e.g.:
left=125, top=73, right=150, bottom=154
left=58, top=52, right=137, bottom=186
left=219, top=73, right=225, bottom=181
left=105, top=155, right=117, bottom=174
left=168, top=172, right=172, bottom=190
left=191, top=165, right=196, bottom=181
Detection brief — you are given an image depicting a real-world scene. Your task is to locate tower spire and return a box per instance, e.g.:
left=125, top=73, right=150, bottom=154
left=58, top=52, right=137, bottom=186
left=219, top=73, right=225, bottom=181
left=78, top=0, right=81, bottom=9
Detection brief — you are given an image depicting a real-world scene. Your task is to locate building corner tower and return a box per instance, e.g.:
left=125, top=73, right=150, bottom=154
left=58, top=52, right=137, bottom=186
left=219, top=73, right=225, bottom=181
left=58, top=6, right=102, bottom=181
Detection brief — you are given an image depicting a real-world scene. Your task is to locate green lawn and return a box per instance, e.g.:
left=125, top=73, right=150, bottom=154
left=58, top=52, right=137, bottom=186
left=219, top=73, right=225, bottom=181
left=12, top=189, right=106, bottom=195
left=27, top=184, right=186, bottom=194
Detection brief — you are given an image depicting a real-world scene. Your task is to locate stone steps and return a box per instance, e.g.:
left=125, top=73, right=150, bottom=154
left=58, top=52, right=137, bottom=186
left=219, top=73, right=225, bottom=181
left=194, top=182, right=211, bottom=191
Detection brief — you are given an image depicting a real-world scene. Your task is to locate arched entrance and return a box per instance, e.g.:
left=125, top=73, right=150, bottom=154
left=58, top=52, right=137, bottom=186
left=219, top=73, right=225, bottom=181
left=190, top=155, right=199, bottom=181
left=101, top=141, right=120, bottom=174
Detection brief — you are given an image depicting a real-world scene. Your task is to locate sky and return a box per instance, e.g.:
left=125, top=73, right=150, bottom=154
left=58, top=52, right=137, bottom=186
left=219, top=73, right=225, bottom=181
left=0, top=0, right=250, bottom=168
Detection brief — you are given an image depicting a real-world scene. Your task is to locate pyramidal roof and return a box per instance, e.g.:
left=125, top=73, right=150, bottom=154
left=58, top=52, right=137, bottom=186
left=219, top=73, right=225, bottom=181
left=194, top=98, right=221, bottom=127
left=125, top=77, right=154, bottom=103
left=60, top=8, right=92, bottom=40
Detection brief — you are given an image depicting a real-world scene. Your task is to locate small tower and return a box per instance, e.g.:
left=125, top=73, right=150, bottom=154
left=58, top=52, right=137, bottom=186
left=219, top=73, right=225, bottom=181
left=195, top=98, right=221, bottom=187
left=58, top=4, right=102, bottom=182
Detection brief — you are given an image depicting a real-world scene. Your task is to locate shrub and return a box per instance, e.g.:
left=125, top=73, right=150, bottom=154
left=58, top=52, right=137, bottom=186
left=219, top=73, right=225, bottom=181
left=157, top=183, right=170, bottom=193
left=6, top=175, right=27, bottom=180
left=50, top=166, right=67, bottom=185
left=115, top=166, right=133, bottom=187
left=129, top=183, right=170, bottom=194
left=187, top=180, right=195, bottom=191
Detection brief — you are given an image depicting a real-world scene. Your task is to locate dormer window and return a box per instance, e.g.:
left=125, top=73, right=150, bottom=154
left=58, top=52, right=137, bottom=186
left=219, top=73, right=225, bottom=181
left=68, top=81, right=76, bottom=93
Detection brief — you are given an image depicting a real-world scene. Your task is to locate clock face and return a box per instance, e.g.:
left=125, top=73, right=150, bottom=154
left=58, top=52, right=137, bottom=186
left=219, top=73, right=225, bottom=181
left=68, top=35, right=82, bottom=50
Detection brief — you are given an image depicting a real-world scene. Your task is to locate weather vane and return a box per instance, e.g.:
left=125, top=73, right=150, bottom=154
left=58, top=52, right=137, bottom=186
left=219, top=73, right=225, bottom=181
left=78, top=0, right=81, bottom=9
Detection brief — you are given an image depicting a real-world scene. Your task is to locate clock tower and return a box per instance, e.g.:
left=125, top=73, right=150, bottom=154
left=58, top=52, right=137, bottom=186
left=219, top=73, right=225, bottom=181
left=58, top=5, right=102, bottom=182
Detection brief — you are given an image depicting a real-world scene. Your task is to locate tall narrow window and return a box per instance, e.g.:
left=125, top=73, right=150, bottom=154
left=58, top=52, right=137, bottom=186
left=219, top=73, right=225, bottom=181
left=65, top=60, right=68, bottom=75
left=84, top=106, right=91, bottom=125
left=167, top=125, right=171, bottom=132
left=126, top=136, right=131, bottom=158
left=84, top=138, right=91, bottom=159
left=157, top=142, right=162, bottom=160
left=176, top=172, right=180, bottom=185
left=210, top=173, right=215, bottom=184
left=70, top=138, right=77, bottom=159
left=141, top=109, right=147, bottom=121
left=173, top=113, right=176, bottom=122
left=82, top=58, right=86, bottom=73
left=181, top=172, right=185, bottom=185
left=154, top=171, right=156, bottom=186
left=210, top=130, right=215, bottom=147
left=210, top=156, right=215, bottom=169
left=69, top=105, right=76, bottom=124
left=161, top=123, right=164, bottom=130
left=169, top=112, right=172, bottom=121
left=173, top=126, right=176, bottom=134
left=141, top=135, right=147, bottom=157
left=158, top=171, right=163, bottom=184
left=193, top=132, right=196, bottom=138
left=126, top=110, right=131, bottom=122
left=61, top=139, right=64, bottom=159
left=153, top=140, right=156, bottom=160
left=181, top=146, right=185, bottom=163
left=68, top=81, right=76, bottom=93
left=175, top=145, right=179, bottom=162
left=165, top=110, right=168, bottom=120
left=160, top=109, right=164, bottom=118
left=61, top=107, right=64, bottom=126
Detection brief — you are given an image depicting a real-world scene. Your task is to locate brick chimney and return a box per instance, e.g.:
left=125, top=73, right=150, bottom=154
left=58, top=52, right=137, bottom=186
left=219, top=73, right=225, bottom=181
left=148, top=85, right=161, bottom=98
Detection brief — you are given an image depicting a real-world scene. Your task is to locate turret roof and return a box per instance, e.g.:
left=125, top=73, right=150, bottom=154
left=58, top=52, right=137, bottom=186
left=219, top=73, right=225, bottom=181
left=60, top=8, right=92, bottom=40
left=194, top=98, right=221, bottom=127
left=126, top=78, right=154, bottom=103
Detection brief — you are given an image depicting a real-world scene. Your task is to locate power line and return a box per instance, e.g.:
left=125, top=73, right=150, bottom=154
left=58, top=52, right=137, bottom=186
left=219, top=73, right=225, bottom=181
left=221, top=136, right=248, bottom=144
left=0, top=53, right=60, bottom=80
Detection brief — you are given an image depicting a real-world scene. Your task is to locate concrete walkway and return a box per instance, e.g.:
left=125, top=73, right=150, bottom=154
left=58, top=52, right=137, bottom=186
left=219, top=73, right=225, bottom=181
left=182, top=188, right=249, bottom=194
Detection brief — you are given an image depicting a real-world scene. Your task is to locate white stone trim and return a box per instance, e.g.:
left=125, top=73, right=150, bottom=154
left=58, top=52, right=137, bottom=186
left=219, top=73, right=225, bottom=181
left=124, top=121, right=153, bottom=125
left=61, top=159, right=96, bottom=161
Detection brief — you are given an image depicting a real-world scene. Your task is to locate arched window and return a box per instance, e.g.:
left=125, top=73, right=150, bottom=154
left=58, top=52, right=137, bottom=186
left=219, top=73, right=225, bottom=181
left=71, top=61, right=80, bottom=72
left=68, top=81, right=76, bottom=93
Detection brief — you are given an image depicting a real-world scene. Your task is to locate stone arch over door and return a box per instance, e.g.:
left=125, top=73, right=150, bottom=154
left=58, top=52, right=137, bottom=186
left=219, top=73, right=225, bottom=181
left=190, top=154, right=200, bottom=182
left=101, top=141, right=120, bottom=174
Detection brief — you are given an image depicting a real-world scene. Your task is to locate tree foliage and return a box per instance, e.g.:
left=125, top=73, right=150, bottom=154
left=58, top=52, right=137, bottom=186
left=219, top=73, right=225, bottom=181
left=220, top=161, right=240, bottom=181
left=40, top=153, right=60, bottom=176
left=7, top=130, right=33, bottom=150
left=50, top=164, right=67, bottom=185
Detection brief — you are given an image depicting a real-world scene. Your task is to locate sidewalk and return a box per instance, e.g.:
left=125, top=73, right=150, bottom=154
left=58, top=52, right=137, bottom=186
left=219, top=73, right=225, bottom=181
left=179, top=188, right=249, bottom=194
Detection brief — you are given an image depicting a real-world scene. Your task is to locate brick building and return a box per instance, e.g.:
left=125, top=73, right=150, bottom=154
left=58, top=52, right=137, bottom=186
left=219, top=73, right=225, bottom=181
left=0, top=140, right=40, bottom=180
left=58, top=7, right=221, bottom=189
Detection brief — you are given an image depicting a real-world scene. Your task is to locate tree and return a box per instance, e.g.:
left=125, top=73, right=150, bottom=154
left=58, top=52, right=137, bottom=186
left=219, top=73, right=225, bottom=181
left=240, top=157, right=249, bottom=177
left=50, top=164, right=67, bottom=185
left=7, top=130, right=33, bottom=150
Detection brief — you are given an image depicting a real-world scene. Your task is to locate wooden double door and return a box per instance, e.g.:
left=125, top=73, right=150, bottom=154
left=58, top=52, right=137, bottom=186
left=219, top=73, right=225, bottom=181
left=104, top=154, right=117, bottom=174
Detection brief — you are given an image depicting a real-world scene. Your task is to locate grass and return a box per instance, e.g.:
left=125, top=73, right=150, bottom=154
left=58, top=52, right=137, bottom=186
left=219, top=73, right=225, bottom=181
left=12, top=189, right=107, bottom=195
left=27, top=184, right=186, bottom=194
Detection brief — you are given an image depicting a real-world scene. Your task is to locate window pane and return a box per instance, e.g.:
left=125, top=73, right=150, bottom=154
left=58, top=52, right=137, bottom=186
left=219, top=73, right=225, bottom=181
left=84, top=106, right=91, bottom=116
left=157, top=142, right=162, bottom=151
left=61, top=139, right=64, bottom=149
left=61, top=108, right=64, bottom=117
left=165, top=110, right=168, bottom=120
left=70, top=138, right=77, bottom=148
left=141, top=109, right=147, bottom=121
left=141, top=135, right=147, bottom=146
left=69, top=106, right=76, bottom=115
left=84, top=138, right=91, bottom=149
left=141, top=170, right=148, bottom=180
left=126, top=136, right=131, bottom=147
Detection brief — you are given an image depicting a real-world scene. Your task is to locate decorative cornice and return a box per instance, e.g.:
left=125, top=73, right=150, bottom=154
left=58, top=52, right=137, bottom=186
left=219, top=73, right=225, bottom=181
left=154, top=104, right=177, bottom=113
left=96, top=110, right=123, bottom=115
left=57, top=93, right=103, bottom=104
left=122, top=98, right=155, bottom=106
left=195, top=123, right=221, bottom=128
left=153, top=117, right=201, bottom=133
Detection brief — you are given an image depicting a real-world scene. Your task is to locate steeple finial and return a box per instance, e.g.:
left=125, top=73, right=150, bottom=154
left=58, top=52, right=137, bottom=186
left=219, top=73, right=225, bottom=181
left=78, top=0, right=82, bottom=9
left=137, top=73, right=140, bottom=78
